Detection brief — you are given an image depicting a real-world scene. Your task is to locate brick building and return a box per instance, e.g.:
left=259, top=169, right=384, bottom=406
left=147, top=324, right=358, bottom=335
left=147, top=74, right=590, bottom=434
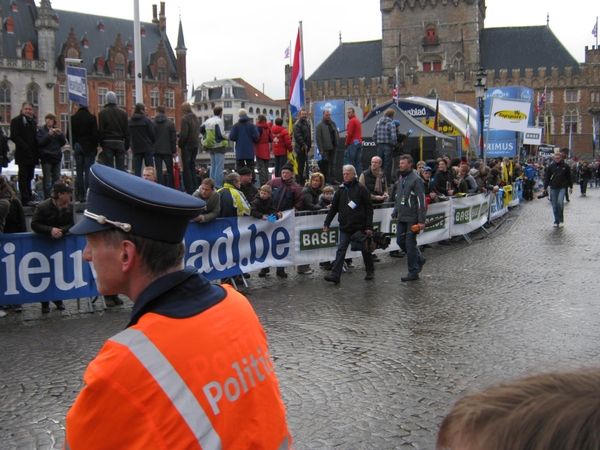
left=301, top=0, right=600, bottom=158
left=0, top=0, right=186, bottom=138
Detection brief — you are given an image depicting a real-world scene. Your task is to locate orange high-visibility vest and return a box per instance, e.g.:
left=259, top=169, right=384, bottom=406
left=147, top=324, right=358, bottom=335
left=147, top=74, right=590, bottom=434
left=65, top=286, right=291, bottom=449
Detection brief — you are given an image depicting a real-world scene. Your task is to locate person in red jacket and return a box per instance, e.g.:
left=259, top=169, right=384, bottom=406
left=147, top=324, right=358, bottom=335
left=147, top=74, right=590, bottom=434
left=271, top=117, right=293, bottom=177
left=254, top=114, right=272, bottom=186
left=65, top=165, right=292, bottom=450
left=345, top=107, right=363, bottom=175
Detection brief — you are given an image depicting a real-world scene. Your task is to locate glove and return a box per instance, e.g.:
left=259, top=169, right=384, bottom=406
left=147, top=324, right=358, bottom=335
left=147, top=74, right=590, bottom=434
left=408, top=129, right=413, bottom=136
left=354, top=139, right=359, bottom=145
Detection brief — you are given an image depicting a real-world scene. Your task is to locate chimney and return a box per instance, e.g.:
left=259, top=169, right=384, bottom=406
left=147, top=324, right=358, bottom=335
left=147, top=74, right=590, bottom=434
left=152, top=4, right=158, bottom=23
left=159, top=1, right=166, bottom=32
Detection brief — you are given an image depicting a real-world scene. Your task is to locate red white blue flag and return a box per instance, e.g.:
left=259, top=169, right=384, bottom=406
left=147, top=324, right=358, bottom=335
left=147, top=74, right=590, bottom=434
left=536, top=87, right=546, bottom=115
left=284, top=46, right=290, bottom=59
left=289, top=27, right=304, bottom=118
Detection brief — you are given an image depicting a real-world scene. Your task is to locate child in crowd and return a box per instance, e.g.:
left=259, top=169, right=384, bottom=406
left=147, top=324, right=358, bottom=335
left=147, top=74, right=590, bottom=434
left=318, top=186, right=335, bottom=209
left=250, top=185, right=282, bottom=220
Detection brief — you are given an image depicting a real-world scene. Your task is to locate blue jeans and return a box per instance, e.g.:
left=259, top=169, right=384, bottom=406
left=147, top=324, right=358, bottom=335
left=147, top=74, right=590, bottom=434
left=74, top=143, right=97, bottom=201
left=154, top=153, right=174, bottom=188
left=101, top=140, right=126, bottom=171
left=133, top=151, right=154, bottom=177
left=550, top=187, right=566, bottom=224
left=41, top=161, right=61, bottom=199
left=181, top=147, right=198, bottom=194
left=210, top=151, right=225, bottom=188
left=274, top=154, right=288, bottom=178
left=346, top=143, right=363, bottom=175
left=397, top=221, right=425, bottom=276
left=377, top=143, right=393, bottom=182
left=331, top=229, right=374, bottom=278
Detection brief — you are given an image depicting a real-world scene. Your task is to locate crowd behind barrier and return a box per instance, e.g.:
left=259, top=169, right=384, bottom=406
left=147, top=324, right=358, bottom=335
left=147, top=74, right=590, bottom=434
left=0, top=186, right=523, bottom=305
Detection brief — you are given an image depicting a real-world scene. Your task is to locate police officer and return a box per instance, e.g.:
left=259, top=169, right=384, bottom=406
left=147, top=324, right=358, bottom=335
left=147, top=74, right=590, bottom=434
left=65, top=165, right=291, bottom=449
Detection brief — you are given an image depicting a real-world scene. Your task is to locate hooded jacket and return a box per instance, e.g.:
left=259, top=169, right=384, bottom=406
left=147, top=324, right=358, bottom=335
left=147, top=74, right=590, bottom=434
left=229, top=116, right=259, bottom=160
left=98, top=103, right=130, bottom=149
left=254, top=121, right=272, bottom=160
left=153, top=113, right=176, bottom=155
left=70, top=106, right=99, bottom=155
left=271, top=124, right=293, bottom=156
left=37, top=125, right=67, bottom=164
left=128, top=113, right=156, bottom=154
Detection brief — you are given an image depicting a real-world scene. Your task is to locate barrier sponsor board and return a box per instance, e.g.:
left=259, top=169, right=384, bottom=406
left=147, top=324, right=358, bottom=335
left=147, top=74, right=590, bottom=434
left=1, top=192, right=518, bottom=305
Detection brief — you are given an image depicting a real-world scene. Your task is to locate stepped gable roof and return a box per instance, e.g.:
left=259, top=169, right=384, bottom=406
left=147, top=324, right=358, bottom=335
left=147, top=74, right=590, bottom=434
left=0, top=0, right=40, bottom=59
left=481, top=26, right=579, bottom=77
left=307, top=40, right=383, bottom=86
left=54, top=9, right=178, bottom=79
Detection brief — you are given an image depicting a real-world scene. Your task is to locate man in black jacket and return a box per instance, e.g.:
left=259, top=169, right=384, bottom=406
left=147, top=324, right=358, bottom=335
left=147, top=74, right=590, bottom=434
left=128, top=103, right=155, bottom=177
left=71, top=103, right=98, bottom=202
left=543, top=150, right=573, bottom=227
left=323, top=165, right=374, bottom=284
left=292, top=108, right=312, bottom=186
left=98, top=92, right=129, bottom=172
left=10, top=102, right=39, bottom=206
left=153, top=106, right=176, bottom=188
left=31, top=182, right=74, bottom=313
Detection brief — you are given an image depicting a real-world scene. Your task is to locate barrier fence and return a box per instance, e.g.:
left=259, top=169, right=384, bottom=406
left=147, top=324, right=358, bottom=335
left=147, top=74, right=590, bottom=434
left=0, top=183, right=521, bottom=305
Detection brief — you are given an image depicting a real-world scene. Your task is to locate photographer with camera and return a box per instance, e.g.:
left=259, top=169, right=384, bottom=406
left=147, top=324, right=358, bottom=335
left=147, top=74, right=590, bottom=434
left=37, top=112, right=66, bottom=200
left=391, top=155, right=426, bottom=282
left=543, top=150, right=573, bottom=227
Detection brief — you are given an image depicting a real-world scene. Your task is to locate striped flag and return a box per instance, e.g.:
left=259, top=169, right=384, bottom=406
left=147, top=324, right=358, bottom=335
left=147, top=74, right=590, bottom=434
left=593, top=19, right=598, bottom=38
left=465, top=109, right=470, bottom=148
left=289, top=27, right=304, bottom=118
left=536, top=87, right=546, bottom=115
left=284, top=46, right=290, bottom=59
left=364, top=98, right=371, bottom=115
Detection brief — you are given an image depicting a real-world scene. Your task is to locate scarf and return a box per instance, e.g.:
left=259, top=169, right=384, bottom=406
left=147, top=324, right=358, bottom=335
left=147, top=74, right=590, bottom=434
left=372, top=168, right=384, bottom=194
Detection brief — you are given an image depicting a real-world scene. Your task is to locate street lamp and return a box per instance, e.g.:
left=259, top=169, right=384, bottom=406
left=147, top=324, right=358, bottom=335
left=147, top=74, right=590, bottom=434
left=475, top=67, right=487, bottom=160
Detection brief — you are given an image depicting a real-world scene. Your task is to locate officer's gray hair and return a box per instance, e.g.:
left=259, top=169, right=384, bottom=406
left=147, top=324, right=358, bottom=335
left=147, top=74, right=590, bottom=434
left=342, top=165, right=356, bottom=175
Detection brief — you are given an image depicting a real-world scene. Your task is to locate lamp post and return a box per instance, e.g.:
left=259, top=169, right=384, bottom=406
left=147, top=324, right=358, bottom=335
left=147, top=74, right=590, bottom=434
left=475, top=67, right=487, bottom=161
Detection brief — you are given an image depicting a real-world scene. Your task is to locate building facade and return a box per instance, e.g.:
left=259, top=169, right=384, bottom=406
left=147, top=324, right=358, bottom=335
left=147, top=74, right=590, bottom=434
left=0, top=0, right=186, bottom=140
left=303, top=0, right=600, bottom=158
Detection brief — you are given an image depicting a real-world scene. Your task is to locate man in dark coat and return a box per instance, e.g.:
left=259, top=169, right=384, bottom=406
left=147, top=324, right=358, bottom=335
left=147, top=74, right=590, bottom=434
left=128, top=103, right=155, bottom=177
left=70, top=103, right=98, bottom=202
left=10, top=101, right=39, bottom=206
left=178, top=102, right=200, bottom=194
left=98, top=91, right=130, bottom=172
left=153, top=106, right=176, bottom=188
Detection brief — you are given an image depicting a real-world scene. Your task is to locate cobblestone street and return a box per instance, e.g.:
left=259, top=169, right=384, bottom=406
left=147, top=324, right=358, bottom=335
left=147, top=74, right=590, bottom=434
left=1, top=188, right=599, bottom=449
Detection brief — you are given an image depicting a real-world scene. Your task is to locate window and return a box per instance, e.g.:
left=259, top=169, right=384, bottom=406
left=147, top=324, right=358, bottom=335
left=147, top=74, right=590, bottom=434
left=59, top=84, right=67, bottom=104
left=565, top=90, right=578, bottom=102
left=423, top=61, right=441, bottom=72
left=537, top=104, right=552, bottom=133
left=224, top=101, right=232, bottom=108
left=164, top=89, right=174, bottom=108
left=564, top=105, right=578, bottom=134
left=150, top=87, right=160, bottom=108
left=275, top=110, right=280, bottom=117
left=426, top=29, right=437, bottom=45
left=116, top=89, right=125, bottom=106
left=26, top=84, right=39, bottom=116
left=158, top=66, right=166, bottom=82
left=98, top=87, right=108, bottom=106
left=114, top=63, right=125, bottom=78
left=132, top=89, right=136, bottom=105
left=249, top=107, right=254, bottom=114
left=223, top=87, right=231, bottom=98
left=204, top=103, right=208, bottom=110
left=0, top=83, right=11, bottom=124
left=262, top=108, right=267, bottom=114
left=60, top=113, right=69, bottom=134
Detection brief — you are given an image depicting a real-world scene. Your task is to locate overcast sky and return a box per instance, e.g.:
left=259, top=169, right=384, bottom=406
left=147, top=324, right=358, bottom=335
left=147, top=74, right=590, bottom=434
left=50, top=0, right=598, bottom=100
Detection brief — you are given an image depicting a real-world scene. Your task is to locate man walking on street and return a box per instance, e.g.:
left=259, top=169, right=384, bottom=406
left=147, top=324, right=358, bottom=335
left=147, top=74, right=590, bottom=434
left=178, top=102, right=200, bottom=194
left=71, top=103, right=98, bottom=202
left=315, top=110, right=340, bottom=185
left=293, top=108, right=312, bottom=186
left=345, top=108, right=363, bottom=175
left=10, top=102, right=39, bottom=206
left=391, top=155, right=426, bottom=282
left=323, top=165, right=374, bottom=284
left=65, top=165, right=291, bottom=449
left=372, top=109, right=397, bottom=182
left=98, top=91, right=129, bottom=172
left=543, top=150, right=573, bottom=227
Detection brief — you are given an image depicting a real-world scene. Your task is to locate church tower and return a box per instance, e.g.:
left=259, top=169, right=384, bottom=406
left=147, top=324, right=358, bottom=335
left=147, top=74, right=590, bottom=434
left=381, top=0, right=485, bottom=86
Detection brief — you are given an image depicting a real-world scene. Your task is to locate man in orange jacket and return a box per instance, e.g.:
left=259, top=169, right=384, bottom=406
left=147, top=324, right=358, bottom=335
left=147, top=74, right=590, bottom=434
left=65, top=165, right=291, bottom=449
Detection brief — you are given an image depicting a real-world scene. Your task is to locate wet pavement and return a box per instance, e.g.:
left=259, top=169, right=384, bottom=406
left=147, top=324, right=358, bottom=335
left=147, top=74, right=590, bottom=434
left=1, top=187, right=599, bottom=449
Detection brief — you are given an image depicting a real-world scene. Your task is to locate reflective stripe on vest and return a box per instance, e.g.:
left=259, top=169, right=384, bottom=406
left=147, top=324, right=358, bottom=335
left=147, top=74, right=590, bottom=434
left=110, top=328, right=222, bottom=450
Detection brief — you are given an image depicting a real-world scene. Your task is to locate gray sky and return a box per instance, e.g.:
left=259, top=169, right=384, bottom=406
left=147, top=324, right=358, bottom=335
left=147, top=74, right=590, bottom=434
left=50, top=0, right=598, bottom=100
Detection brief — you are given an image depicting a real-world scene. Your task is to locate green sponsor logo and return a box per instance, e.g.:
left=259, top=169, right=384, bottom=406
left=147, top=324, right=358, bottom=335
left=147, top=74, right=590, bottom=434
left=424, top=213, right=445, bottom=232
left=300, top=227, right=338, bottom=251
left=471, top=204, right=481, bottom=220
left=454, top=207, right=470, bottom=225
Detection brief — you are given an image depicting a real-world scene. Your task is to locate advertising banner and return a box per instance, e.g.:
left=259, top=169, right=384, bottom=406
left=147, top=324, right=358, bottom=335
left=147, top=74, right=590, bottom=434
left=489, top=191, right=508, bottom=220
left=489, top=97, right=531, bottom=133
left=450, top=194, right=489, bottom=236
left=523, top=127, right=543, bottom=145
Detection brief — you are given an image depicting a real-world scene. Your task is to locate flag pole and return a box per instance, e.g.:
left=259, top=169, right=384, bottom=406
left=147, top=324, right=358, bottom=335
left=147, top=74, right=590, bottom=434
left=299, top=21, right=306, bottom=112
